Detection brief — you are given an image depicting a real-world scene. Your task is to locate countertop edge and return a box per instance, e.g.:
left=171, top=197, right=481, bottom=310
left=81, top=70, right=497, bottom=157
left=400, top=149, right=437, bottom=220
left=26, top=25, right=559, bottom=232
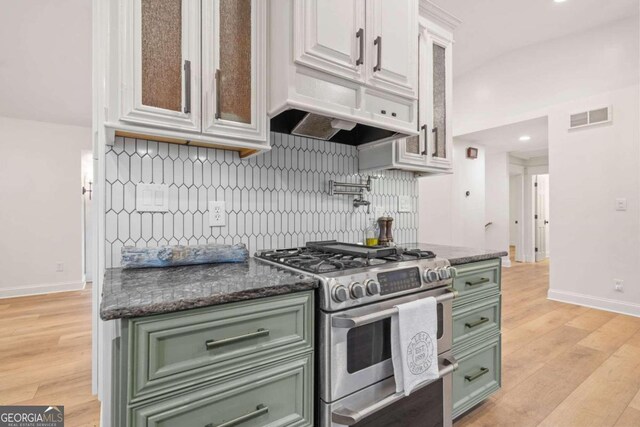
left=448, top=251, right=509, bottom=266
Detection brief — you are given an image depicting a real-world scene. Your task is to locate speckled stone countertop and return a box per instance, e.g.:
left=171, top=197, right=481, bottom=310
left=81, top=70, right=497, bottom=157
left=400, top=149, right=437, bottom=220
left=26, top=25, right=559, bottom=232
left=100, top=259, right=318, bottom=320
left=402, top=243, right=508, bottom=266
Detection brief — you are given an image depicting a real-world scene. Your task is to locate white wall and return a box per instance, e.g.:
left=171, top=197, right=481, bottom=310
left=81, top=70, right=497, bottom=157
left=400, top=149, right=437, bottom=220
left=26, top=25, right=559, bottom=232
left=453, top=17, right=639, bottom=136
left=0, top=116, right=92, bottom=297
left=547, top=86, right=640, bottom=316
left=485, top=151, right=510, bottom=264
left=419, top=142, right=486, bottom=248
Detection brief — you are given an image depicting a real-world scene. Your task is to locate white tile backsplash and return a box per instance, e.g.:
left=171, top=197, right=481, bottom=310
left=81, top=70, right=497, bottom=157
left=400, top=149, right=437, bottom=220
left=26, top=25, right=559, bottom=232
left=105, top=132, right=419, bottom=268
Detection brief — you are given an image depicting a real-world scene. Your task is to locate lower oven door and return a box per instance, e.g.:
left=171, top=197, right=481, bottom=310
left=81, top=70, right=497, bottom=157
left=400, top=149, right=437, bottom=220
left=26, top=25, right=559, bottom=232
left=320, top=287, right=453, bottom=403
left=321, top=353, right=457, bottom=427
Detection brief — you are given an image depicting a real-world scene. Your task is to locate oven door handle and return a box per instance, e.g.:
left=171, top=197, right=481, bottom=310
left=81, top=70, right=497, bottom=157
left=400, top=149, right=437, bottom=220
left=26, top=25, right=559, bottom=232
left=331, top=357, right=458, bottom=426
left=331, top=289, right=457, bottom=328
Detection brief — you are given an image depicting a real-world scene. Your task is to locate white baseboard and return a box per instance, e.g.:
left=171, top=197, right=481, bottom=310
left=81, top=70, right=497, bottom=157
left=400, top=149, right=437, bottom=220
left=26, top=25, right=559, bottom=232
left=0, top=281, right=86, bottom=299
left=548, top=289, right=640, bottom=318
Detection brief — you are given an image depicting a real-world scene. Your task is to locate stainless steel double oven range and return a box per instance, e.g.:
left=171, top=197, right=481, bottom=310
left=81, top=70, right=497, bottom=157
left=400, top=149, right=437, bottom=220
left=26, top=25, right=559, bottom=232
left=256, top=242, right=459, bottom=427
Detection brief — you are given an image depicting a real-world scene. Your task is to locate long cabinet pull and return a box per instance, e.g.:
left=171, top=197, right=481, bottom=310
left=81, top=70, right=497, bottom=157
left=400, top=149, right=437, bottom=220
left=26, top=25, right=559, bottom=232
left=465, top=367, right=489, bottom=383
left=183, top=60, right=191, bottom=114
left=356, top=28, right=364, bottom=65
left=373, top=36, right=382, bottom=72
left=431, top=127, right=438, bottom=156
left=420, top=124, right=428, bottom=155
left=465, top=277, right=490, bottom=287
left=214, top=68, right=221, bottom=119
left=205, top=328, right=269, bottom=350
left=207, top=404, right=269, bottom=427
left=465, top=317, right=490, bottom=329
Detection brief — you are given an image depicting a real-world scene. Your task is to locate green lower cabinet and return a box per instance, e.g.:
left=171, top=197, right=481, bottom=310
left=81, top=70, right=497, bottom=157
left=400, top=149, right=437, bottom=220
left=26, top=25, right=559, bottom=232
left=452, top=295, right=501, bottom=347
left=452, top=259, right=501, bottom=306
left=129, top=353, right=313, bottom=427
left=452, top=333, right=501, bottom=418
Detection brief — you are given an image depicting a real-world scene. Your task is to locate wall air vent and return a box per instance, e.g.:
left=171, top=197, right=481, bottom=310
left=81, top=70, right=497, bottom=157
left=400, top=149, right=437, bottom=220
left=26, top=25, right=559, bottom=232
left=569, top=106, right=612, bottom=130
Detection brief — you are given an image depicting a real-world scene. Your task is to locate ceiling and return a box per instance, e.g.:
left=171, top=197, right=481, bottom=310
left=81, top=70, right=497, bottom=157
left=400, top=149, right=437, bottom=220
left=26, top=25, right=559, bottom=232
left=455, top=116, right=548, bottom=156
left=0, top=1, right=92, bottom=127
left=433, top=0, right=640, bottom=77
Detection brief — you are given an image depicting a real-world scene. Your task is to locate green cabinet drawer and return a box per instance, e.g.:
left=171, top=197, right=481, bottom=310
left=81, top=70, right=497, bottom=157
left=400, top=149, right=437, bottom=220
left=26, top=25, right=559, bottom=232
left=452, top=295, right=501, bottom=348
left=452, top=259, right=501, bottom=304
left=453, top=333, right=501, bottom=418
left=129, top=353, right=313, bottom=427
left=127, top=291, right=313, bottom=402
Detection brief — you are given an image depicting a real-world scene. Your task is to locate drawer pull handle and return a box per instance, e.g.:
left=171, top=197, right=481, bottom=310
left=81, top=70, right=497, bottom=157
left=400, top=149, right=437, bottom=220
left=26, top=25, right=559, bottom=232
left=465, top=317, right=490, bottom=329
left=391, top=112, right=397, bottom=117
left=205, top=328, right=270, bottom=350
left=465, top=278, right=490, bottom=287
left=208, top=404, right=269, bottom=427
left=465, top=367, right=489, bottom=382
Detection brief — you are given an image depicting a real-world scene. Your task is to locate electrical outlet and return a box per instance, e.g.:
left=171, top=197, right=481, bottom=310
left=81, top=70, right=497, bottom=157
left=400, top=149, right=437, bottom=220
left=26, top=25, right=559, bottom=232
left=56, top=262, right=64, bottom=272
left=614, top=279, right=624, bottom=292
left=208, top=201, right=226, bottom=227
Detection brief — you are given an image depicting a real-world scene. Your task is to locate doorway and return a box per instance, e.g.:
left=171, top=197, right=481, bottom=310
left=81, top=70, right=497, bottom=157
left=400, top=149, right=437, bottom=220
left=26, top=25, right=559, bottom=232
left=509, top=173, right=525, bottom=263
left=534, top=174, right=550, bottom=262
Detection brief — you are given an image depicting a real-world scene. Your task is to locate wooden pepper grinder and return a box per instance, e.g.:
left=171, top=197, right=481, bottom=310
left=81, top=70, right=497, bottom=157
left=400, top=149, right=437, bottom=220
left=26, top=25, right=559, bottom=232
left=377, top=217, right=389, bottom=246
left=386, top=217, right=394, bottom=244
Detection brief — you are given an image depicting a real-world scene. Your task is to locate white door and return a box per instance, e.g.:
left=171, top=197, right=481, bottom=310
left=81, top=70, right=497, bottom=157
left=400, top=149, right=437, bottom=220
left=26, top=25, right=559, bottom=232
left=81, top=151, right=93, bottom=282
left=293, top=0, right=366, bottom=82
left=366, top=0, right=418, bottom=98
left=534, top=175, right=549, bottom=262
left=121, top=0, right=201, bottom=132
left=202, top=0, right=267, bottom=144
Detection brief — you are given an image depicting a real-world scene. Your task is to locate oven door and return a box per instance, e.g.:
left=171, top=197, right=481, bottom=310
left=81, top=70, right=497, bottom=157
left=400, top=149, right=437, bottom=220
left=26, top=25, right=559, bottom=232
left=320, top=287, right=453, bottom=403
left=321, top=353, right=457, bottom=427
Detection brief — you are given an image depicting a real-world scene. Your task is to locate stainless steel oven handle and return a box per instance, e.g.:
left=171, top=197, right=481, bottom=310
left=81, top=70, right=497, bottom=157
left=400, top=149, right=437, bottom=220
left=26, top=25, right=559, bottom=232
left=331, top=289, right=457, bottom=328
left=331, top=357, right=458, bottom=425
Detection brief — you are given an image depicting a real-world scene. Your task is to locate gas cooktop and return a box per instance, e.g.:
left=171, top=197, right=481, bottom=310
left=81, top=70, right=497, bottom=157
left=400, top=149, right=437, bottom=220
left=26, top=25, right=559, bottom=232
left=255, top=240, right=436, bottom=274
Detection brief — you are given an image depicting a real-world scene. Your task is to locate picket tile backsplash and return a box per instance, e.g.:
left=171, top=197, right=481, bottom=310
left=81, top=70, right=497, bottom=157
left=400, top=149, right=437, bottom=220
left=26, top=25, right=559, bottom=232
left=105, top=132, right=418, bottom=267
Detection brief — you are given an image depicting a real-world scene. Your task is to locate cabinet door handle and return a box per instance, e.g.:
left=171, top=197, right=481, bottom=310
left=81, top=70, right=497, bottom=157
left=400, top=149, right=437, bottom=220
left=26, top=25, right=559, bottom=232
left=356, top=28, right=364, bottom=66
left=373, top=36, right=382, bottom=72
left=465, top=367, right=489, bottom=383
left=205, top=328, right=269, bottom=350
left=431, top=127, right=438, bottom=156
left=183, top=60, right=191, bottom=114
left=214, top=68, right=221, bottom=120
left=206, top=404, right=269, bottom=427
left=421, top=124, right=428, bottom=155
left=465, top=278, right=490, bottom=287
left=465, top=317, right=490, bottom=329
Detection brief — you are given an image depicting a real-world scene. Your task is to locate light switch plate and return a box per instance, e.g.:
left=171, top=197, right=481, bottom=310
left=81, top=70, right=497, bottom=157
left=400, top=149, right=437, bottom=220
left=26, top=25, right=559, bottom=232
left=209, top=201, right=226, bottom=227
left=136, top=183, right=169, bottom=212
left=398, top=195, right=411, bottom=213
left=616, top=198, right=627, bottom=211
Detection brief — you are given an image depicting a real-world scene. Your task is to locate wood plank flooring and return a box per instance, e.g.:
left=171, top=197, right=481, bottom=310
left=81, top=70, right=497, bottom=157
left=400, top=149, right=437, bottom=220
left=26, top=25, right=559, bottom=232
left=3, top=255, right=640, bottom=427
left=455, top=254, right=640, bottom=427
left=0, top=286, right=100, bottom=426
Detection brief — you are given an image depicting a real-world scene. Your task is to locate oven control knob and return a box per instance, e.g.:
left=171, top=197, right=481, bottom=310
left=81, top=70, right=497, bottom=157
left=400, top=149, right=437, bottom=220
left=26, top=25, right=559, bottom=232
left=350, top=282, right=366, bottom=299
left=447, top=266, right=457, bottom=278
left=364, top=279, right=381, bottom=295
left=423, top=269, right=439, bottom=283
left=332, top=285, right=349, bottom=303
left=438, top=267, right=450, bottom=280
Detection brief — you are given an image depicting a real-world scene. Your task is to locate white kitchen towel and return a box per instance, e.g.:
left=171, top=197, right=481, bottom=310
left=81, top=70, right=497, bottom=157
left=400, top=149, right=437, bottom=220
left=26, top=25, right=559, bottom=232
left=391, top=297, right=439, bottom=396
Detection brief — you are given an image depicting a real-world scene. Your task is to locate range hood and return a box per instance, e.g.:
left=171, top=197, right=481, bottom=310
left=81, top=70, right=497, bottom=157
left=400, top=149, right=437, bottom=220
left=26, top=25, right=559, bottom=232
left=270, top=109, right=407, bottom=146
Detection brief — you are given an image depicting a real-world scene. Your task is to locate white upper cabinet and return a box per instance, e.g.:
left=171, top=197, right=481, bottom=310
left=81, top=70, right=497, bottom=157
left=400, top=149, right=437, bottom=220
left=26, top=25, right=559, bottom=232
left=107, top=0, right=268, bottom=156
left=366, top=0, right=418, bottom=98
left=202, top=0, right=267, bottom=144
left=121, top=0, right=201, bottom=132
left=294, top=0, right=366, bottom=83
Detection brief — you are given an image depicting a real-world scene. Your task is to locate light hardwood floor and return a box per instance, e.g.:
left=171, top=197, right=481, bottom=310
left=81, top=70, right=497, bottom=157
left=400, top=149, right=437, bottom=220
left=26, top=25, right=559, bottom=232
left=3, top=258, right=640, bottom=427
left=0, top=286, right=100, bottom=426
left=455, top=252, right=640, bottom=427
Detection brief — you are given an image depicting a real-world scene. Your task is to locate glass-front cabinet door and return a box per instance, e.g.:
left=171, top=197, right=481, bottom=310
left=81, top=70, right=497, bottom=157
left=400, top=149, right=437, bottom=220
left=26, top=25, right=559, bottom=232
left=424, top=27, right=453, bottom=170
left=202, top=0, right=267, bottom=144
left=121, top=0, right=201, bottom=132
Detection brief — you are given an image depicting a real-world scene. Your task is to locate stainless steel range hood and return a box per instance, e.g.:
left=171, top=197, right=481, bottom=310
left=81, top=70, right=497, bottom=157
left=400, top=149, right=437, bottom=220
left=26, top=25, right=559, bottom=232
left=270, top=109, right=407, bottom=146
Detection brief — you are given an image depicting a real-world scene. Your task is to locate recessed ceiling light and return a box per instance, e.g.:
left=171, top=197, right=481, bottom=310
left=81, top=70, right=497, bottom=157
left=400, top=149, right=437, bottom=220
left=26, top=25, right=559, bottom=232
left=554, top=0, right=567, bottom=3
left=519, top=135, right=531, bottom=142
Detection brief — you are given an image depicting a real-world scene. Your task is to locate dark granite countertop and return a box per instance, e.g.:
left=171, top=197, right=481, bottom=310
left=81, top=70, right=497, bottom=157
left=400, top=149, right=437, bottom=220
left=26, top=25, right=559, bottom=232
left=100, top=259, right=318, bottom=320
left=402, top=243, right=508, bottom=265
